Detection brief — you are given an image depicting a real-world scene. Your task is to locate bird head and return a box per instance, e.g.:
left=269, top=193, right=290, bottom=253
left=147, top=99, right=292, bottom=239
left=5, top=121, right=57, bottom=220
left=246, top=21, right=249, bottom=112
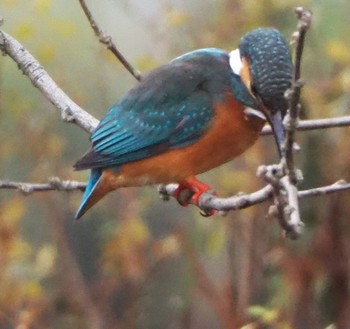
left=230, top=28, right=293, bottom=157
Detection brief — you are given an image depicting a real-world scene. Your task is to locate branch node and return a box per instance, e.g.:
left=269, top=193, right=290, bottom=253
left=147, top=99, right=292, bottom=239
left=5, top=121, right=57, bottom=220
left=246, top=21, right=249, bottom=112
left=61, top=106, right=75, bottom=123
left=283, top=112, right=299, bottom=131
left=158, top=184, right=178, bottom=201
left=257, top=164, right=284, bottom=184
left=293, top=142, right=301, bottom=152
left=19, top=183, right=34, bottom=195
left=268, top=204, right=279, bottom=218
left=295, top=7, right=313, bottom=30
left=294, top=169, right=304, bottom=184
left=295, top=79, right=305, bottom=89
left=49, top=176, right=64, bottom=189
left=198, top=190, right=218, bottom=216
left=290, top=31, right=300, bottom=45
left=335, top=179, right=347, bottom=186
left=284, top=221, right=305, bottom=240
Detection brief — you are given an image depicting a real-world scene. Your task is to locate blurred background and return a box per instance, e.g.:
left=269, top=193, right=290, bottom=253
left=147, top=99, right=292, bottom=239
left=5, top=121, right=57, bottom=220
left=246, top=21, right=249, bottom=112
left=1, top=0, right=350, bottom=328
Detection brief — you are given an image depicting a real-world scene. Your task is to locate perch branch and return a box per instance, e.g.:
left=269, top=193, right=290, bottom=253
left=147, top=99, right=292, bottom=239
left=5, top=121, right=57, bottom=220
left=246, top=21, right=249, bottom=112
left=1, top=177, right=349, bottom=208
left=78, top=0, right=142, bottom=81
left=1, top=177, right=350, bottom=213
left=158, top=180, right=350, bottom=212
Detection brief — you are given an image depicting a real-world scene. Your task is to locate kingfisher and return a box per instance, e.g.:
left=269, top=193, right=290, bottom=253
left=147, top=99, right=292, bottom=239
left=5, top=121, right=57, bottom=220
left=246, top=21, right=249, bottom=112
left=74, top=28, right=293, bottom=219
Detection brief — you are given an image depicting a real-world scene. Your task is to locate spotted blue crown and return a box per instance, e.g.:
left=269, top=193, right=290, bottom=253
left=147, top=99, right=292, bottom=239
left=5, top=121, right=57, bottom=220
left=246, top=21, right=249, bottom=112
left=239, top=28, right=293, bottom=115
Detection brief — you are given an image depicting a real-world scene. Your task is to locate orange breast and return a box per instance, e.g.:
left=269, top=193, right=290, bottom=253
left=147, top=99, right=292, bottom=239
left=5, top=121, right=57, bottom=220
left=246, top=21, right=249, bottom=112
left=103, top=93, right=265, bottom=189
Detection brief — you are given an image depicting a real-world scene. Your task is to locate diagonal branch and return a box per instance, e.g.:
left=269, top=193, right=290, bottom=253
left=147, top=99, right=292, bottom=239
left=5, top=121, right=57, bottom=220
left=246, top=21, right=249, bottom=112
left=0, top=29, right=98, bottom=134
left=78, top=0, right=142, bottom=81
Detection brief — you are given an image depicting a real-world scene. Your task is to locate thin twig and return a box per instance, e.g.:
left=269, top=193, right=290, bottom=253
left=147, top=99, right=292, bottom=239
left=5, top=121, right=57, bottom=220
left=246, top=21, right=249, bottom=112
left=283, top=7, right=312, bottom=180
left=78, top=0, right=142, bottom=81
left=298, top=180, right=350, bottom=197
left=261, top=115, right=350, bottom=134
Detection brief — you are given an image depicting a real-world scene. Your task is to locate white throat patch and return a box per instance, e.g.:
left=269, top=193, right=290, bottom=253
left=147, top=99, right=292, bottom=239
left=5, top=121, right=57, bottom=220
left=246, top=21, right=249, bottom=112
left=229, top=48, right=242, bottom=76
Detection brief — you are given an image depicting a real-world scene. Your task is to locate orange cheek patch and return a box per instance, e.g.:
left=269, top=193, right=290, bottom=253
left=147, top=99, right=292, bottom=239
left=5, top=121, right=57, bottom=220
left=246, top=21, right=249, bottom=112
left=241, top=57, right=253, bottom=97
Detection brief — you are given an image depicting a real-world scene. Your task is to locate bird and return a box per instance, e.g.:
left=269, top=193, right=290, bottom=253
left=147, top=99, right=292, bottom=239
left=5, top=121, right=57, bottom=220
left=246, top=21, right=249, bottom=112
left=74, top=27, right=293, bottom=219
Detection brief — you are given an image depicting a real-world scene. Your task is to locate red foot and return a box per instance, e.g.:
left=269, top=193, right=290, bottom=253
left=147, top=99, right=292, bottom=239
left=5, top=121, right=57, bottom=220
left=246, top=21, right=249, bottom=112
left=173, top=176, right=217, bottom=216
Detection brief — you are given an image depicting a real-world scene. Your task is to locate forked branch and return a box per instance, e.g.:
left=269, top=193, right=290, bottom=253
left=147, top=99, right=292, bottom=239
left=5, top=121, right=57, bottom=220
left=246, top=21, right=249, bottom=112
left=256, top=7, right=312, bottom=239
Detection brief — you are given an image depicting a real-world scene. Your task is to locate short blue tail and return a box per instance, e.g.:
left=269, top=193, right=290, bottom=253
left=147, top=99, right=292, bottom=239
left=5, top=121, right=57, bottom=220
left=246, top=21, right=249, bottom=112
left=75, top=169, right=102, bottom=219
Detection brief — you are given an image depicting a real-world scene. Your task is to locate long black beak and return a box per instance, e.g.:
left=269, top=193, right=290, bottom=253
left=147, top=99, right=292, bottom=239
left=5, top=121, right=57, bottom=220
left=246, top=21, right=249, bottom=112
left=255, top=96, right=285, bottom=158
left=267, top=110, right=285, bottom=158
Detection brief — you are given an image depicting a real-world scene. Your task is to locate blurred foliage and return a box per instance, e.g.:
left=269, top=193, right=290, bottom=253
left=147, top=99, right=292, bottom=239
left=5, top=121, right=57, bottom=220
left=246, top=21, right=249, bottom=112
left=1, top=0, right=350, bottom=328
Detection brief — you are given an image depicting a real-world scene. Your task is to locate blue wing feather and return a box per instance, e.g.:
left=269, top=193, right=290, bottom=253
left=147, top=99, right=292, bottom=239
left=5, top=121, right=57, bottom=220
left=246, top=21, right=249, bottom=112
left=74, top=49, right=234, bottom=170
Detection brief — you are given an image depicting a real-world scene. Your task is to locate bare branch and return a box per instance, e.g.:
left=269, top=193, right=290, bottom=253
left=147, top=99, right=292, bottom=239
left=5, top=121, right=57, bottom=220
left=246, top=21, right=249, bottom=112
left=159, top=180, right=350, bottom=213
left=292, top=7, right=312, bottom=82
left=283, top=7, right=312, bottom=181
left=2, top=176, right=350, bottom=217
left=299, top=180, right=350, bottom=197
left=279, top=176, right=303, bottom=237
left=78, top=0, right=142, bottom=81
left=256, top=164, right=303, bottom=239
left=0, top=29, right=98, bottom=134
left=256, top=164, right=304, bottom=239
left=261, top=116, right=350, bottom=134
left=256, top=7, right=312, bottom=239
left=0, top=177, right=86, bottom=194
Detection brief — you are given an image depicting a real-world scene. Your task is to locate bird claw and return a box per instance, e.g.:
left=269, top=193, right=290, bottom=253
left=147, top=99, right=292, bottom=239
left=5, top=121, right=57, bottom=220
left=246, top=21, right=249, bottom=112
left=173, top=184, right=195, bottom=206
left=199, top=208, right=216, bottom=217
left=173, top=178, right=217, bottom=216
